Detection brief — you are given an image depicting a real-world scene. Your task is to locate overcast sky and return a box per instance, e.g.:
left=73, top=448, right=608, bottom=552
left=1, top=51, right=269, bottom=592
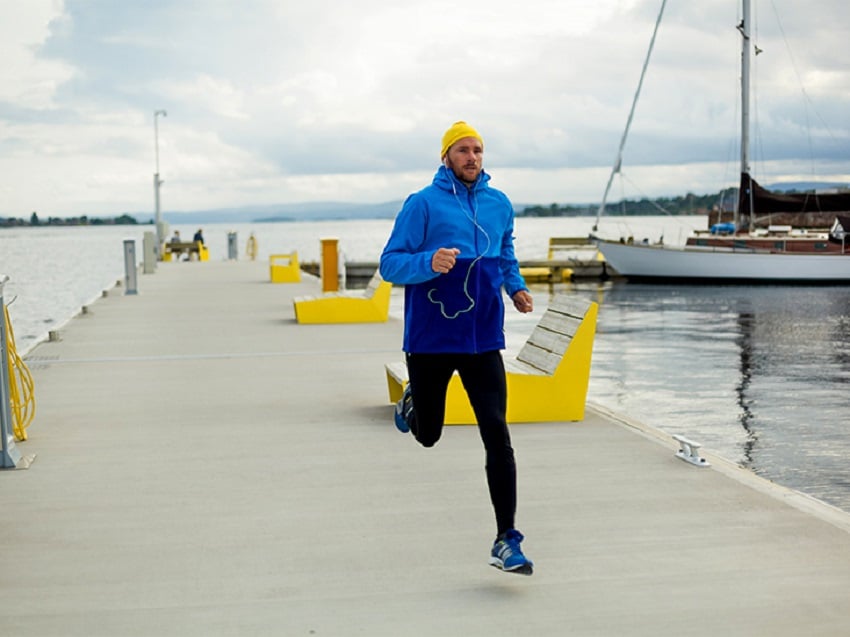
left=1, top=0, right=848, bottom=217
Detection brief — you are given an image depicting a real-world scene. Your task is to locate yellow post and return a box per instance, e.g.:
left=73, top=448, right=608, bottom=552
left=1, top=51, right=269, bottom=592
left=246, top=233, right=258, bottom=260
left=320, top=238, right=339, bottom=292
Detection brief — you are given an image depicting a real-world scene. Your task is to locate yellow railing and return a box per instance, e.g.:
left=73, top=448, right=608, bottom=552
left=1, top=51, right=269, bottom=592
left=4, top=305, right=35, bottom=441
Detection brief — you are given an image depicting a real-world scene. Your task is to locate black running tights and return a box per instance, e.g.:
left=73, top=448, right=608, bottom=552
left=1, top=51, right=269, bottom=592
left=405, top=350, right=517, bottom=537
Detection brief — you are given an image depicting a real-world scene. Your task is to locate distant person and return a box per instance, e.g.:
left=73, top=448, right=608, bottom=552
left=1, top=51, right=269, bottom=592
left=168, top=230, right=187, bottom=261
left=379, top=121, right=535, bottom=576
left=193, top=228, right=204, bottom=245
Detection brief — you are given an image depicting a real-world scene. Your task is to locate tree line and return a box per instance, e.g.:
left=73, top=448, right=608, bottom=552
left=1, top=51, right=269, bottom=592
left=520, top=188, right=738, bottom=217
left=0, top=212, right=143, bottom=228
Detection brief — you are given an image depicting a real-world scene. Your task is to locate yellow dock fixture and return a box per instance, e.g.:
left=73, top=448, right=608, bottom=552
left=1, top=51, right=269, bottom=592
left=163, top=241, right=208, bottom=262
left=293, top=271, right=392, bottom=324
left=519, top=266, right=573, bottom=283
left=320, top=238, right=340, bottom=292
left=385, top=294, right=598, bottom=423
left=269, top=252, right=301, bottom=283
left=246, top=233, right=258, bottom=260
left=3, top=304, right=35, bottom=442
left=547, top=236, right=597, bottom=259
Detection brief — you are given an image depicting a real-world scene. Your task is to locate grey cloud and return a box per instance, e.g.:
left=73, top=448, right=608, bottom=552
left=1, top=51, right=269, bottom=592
left=3, top=0, right=848, bottom=215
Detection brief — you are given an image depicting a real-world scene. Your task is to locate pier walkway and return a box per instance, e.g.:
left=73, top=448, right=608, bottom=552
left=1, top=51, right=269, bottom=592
left=3, top=259, right=850, bottom=636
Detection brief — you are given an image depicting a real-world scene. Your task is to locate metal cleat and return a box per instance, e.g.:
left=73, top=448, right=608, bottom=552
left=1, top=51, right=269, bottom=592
left=673, top=434, right=711, bottom=468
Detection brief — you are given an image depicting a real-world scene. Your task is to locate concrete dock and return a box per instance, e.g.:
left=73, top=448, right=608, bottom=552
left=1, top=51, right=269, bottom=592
left=3, top=259, right=850, bottom=636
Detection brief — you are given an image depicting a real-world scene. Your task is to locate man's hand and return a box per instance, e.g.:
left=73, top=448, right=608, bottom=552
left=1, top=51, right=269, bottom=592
left=432, top=248, right=460, bottom=274
left=512, top=290, right=533, bottom=313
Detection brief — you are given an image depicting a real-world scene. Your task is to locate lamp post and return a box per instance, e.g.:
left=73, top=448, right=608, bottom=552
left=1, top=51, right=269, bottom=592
left=153, top=109, right=167, bottom=251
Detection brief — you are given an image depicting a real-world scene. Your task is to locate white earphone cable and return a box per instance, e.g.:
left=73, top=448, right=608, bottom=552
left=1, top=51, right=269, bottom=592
left=427, top=178, right=491, bottom=320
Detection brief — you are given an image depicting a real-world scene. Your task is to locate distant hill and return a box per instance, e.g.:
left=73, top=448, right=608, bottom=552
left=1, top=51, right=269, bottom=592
left=766, top=180, right=850, bottom=193
left=147, top=201, right=404, bottom=225
left=135, top=199, right=538, bottom=224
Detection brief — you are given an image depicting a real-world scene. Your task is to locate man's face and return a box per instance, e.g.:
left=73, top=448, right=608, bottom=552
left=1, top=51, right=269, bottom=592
left=445, top=136, right=483, bottom=183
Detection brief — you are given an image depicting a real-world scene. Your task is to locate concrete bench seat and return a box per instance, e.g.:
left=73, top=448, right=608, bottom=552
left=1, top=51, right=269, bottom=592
left=293, top=270, right=392, bottom=324
left=385, top=294, right=598, bottom=424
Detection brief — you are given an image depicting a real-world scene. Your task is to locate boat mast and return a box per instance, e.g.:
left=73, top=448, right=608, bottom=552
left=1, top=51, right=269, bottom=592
left=737, top=0, right=753, bottom=232
left=593, top=0, right=668, bottom=232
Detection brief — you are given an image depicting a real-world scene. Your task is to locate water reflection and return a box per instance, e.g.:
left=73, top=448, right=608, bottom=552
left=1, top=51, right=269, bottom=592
left=735, top=310, right=756, bottom=465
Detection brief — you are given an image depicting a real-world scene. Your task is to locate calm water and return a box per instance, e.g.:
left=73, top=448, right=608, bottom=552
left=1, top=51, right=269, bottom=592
left=2, top=217, right=848, bottom=512
left=569, top=282, right=850, bottom=508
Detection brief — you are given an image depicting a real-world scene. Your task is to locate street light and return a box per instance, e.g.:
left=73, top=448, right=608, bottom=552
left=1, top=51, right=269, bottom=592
left=153, top=109, right=167, bottom=251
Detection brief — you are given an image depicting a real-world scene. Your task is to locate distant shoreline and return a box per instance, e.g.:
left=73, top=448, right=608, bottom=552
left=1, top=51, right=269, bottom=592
left=0, top=213, right=143, bottom=228
left=5, top=180, right=846, bottom=226
left=3, top=208, right=713, bottom=230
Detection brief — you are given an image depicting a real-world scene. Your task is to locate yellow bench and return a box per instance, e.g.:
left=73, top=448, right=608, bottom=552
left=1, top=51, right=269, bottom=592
left=547, top=236, right=597, bottom=259
left=163, top=241, right=209, bottom=261
left=293, top=270, right=392, bottom=324
left=385, top=294, right=598, bottom=424
left=270, top=252, right=301, bottom=283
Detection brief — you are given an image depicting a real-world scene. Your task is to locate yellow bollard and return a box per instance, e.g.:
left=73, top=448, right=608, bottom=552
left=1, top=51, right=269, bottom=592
left=246, top=233, right=258, bottom=260
left=320, top=238, right=339, bottom=292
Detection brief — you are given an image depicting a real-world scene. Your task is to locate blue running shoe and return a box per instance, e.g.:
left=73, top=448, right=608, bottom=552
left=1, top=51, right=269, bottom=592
left=489, top=529, right=533, bottom=575
left=394, top=384, right=413, bottom=433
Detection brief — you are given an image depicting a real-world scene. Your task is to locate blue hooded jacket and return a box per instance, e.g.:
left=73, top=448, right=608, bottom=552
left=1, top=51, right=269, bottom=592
left=380, top=165, right=528, bottom=354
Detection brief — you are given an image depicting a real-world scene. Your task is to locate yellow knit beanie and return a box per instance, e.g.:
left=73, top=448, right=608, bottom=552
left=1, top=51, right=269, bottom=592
left=440, top=121, right=484, bottom=159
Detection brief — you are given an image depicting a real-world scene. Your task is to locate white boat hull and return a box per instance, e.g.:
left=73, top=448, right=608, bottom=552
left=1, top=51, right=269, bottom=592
left=596, top=240, right=850, bottom=282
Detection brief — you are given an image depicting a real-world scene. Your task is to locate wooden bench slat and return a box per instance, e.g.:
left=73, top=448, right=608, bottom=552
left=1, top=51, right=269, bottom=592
left=518, top=335, right=574, bottom=374
left=529, top=327, right=575, bottom=351
left=547, top=295, right=592, bottom=318
left=386, top=360, right=408, bottom=382
left=516, top=344, right=563, bottom=375
left=549, top=237, right=593, bottom=246
left=364, top=271, right=383, bottom=295
left=535, top=313, right=581, bottom=338
left=503, top=359, right=547, bottom=375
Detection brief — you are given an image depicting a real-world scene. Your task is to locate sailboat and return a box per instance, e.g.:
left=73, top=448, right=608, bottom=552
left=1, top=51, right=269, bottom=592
left=593, top=0, right=850, bottom=283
